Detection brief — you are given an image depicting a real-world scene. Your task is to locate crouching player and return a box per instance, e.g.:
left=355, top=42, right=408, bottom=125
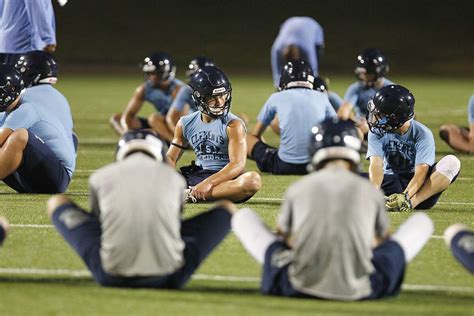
left=366, top=85, right=461, bottom=211
left=229, top=119, right=434, bottom=300
left=48, top=130, right=232, bottom=288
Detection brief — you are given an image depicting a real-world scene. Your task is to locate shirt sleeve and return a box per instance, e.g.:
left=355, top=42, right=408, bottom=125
left=257, top=95, right=277, bottom=126
left=414, top=125, right=436, bottom=166
left=25, top=0, right=56, bottom=49
left=366, top=131, right=384, bottom=159
left=324, top=97, right=337, bottom=119
left=2, top=103, right=38, bottom=131
left=343, top=83, right=359, bottom=106
left=277, top=189, right=294, bottom=236
left=170, top=85, right=192, bottom=112
left=328, top=91, right=343, bottom=111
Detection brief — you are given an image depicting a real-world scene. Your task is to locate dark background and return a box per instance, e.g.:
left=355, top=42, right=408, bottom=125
left=53, top=0, right=473, bottom=76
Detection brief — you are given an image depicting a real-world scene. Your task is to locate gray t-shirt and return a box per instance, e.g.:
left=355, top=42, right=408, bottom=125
left=89, top=153, right=187, bottom=277
left=278, top=166, right=389, bottom=300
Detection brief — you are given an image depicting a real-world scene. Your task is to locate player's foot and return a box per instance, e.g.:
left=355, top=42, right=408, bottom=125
left=184, top=189, right=198, bottom=203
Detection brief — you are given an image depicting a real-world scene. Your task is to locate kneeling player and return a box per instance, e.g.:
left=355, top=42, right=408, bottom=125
left=366, top=85, right=461, bottom=211
left=230, top=119, right=433, bottom=300
left=167, top=66, right=261, bottom=203
left=48, top=130, right=232, bottom=288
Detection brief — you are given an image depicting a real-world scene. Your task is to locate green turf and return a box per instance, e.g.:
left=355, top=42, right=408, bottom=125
left=0, top=74, right=473, bottom=315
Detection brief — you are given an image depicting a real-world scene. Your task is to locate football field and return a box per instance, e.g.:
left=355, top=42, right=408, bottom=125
left=0, top=74, right=472, bottom=315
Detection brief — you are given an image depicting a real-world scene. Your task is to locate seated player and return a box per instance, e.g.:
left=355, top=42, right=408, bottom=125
left=48, top=130, right=233, bottom=288
left=229, top=118, right=434, bottom=300
left=366, top=85, right=461, bottom=211
left=337, top=48, right=394, bottom=135
left=0, top=65, right=75, bottom=193
left=444, top=224, right=474, bottom=274
left=271, top=16, right=324, bottom=88
left=15, top=50, right=78, bottom=151
left=0, top=216, right=8, bottom=246
left=167, top=66, right=261, bottom=203
left=247, top=60, right=336, bottom=175
left=166, top=56, right=216, bottom=132
left=439, top=95, right=474, bottom=153
left=110, top=52, right=183, bottom=142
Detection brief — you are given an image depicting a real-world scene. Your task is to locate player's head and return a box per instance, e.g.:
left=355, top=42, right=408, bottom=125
left=0, top=65, right=24, bottom=112
left=189, top=66, right=232, bottom=118
left=354, top=48, right=389, bottom=87
left=141, top=52, right=176, bottom=86
left=313, top=76, right=328, bottom=93
left=14, top=50, right=58, bottom=87
left=186, top=56, right=215, bottom=79
left=309, top=118, right=361, bottom=171
left=367, top=84, right=415, bottom=137
left=279, top=59, right=314, bottom=91
left=116, top=129, right=167, bottom=162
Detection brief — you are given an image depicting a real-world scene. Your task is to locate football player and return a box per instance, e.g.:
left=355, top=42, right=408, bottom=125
left=166, top=56, right=216, bottom=132
left=439, top=95, right=474, bottom=153
left=229, top=118, right=434, bottom=300
left=313, top=76, right=343, bottom=112
left=366, top=85, right=461, bottom=211
left=48, top=130, right=233, bottom=288
left=109, top=52, right=184, bottom=142
left=444, top=224, right=474, bottom=273
left=337, top=48, right=394, bottom=136
left=271, top=16, right=324, bottom=88
left=166, top=66, right=261, bottom=203
left=247, top=60, right=336, bottom=175
left=0, top=65, right=75, bottom=193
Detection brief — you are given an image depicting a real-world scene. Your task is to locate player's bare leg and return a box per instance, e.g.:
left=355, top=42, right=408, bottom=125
left=209, top=171, right=261, bottom=202
left=0, top=128, right=28, bottom=179
left=439, top=124, right=472, bottom=153
left=148, top=112, right=174, bottom=142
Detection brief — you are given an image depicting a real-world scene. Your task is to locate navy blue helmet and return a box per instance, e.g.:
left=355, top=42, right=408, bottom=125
left=116, top=129, right=167, bottom=162
left=141, top=52, right=176, bottom=81
left=0, top=65, right=24, bottom=112
left=279, top=59, right=314, bottom=91
left=15, top=50, right=58, bottom=87
left=309, top=118, right=362, bottom=170
left=189, top=66, right=232, bottom=117
left=367, top=84, right=415, bottom=136
left=313, top=76, right=328, bottom=93
left=186, top=56, right=216, bottom=78
left=354, top=48, right=389, bottom=85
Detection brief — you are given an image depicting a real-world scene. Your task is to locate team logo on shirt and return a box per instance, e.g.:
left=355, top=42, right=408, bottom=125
left=191, top=131, right=227, bottom=161
left=384, top=140, right=415, bottom=173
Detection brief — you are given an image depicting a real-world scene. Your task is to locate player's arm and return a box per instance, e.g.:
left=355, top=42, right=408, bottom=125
left=25, top=0, right=56, bottom=49
left=369, top=156, right=384, bottom=188
left=120, top=84, right=146, bottom=132
left=0, top=128, right=14, bottom=147
left=166, top=120, right=186, bottom=167
left=251, top=120, right=268, bottom=138
left=337, top=101, right=356, bottom=120
left=469, top=123, right=474, bottom=153
left=404, top=163, right=430, bottom=199
left=166, top=107, right=185, bottom=132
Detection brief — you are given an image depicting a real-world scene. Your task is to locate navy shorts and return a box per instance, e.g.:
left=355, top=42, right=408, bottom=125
left=449, top=230, right=474, bottom=273
left=261, top=240, right=405, bottom=300
left=3, top=131, right=70, bottom=193
left=250, top=141, right=307, bottom=175
left=52, top=202, right=231, bottom=288
left=180, top=162, right=219, bottom=187
left=138, top=117, right=151, bottom=129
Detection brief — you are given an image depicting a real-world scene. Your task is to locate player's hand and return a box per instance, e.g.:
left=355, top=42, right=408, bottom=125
left=191, top=181, right=213, bottom=200
left=385, top=193, right=412, bottom=212
left=43, top=44, right=57, bottom=53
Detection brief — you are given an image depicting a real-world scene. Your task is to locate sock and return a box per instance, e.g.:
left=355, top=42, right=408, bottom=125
left=231, top=208, right=278, bottom=264
left=391, top=212, right=434, bottom=263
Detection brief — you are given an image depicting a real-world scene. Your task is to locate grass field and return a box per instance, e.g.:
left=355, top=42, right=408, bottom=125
left=0, top=73, right=473, bottom=315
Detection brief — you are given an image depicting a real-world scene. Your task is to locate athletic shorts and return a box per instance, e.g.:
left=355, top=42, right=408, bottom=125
left=250, top=141, right=307, bottom=175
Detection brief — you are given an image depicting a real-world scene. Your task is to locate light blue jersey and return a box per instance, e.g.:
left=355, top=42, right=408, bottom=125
left=0, top=0, right=56, bottom=53
left=328, top=91, right=343, bottom=111
left=169, top=85, right=198, bottom=113
left=0, top=85, right=75, bottom=176
left=366, top=120, right=435, bottom=175
left=258, top=88, right=336, bottom=164
left=468, top=95, right=474, bottom=124
left=181, top=111, right=243, bottom=171
left=271, top=17, right=324, bottom=87
left=343, top=78, right=394, bottom=118
left=143, top=78, right=184, bottom=115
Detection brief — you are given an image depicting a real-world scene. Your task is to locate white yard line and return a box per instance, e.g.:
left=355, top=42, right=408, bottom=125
left=0, top=268, right=471, bottom=293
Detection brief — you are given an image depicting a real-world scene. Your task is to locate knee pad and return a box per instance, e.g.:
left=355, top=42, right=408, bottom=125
left=439, top=129, right=450, bottom=142
left=435, top=155, right=461, bottom=182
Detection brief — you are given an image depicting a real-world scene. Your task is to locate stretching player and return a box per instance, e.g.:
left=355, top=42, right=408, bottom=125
left=0, top=65, right=75, bottom=193
left=444, top=224, right=474, bottom=274
left=439, top=95, right=474, bottom=153
left=366, top=85, right=461, bottom=211
left=110, top=52, right=183, bottom=141
left=48, top=130, right=233, bottom=288
left=230, top=118, right=433, bottom=300
left=167, top=66, right=261, bottom=203
left=247, top=60, right=336, bottom=175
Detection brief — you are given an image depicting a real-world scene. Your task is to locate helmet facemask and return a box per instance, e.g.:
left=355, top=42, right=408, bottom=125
left=194, top=87, right=232, bottom=118
left=367, top=99, right=411, bottom=137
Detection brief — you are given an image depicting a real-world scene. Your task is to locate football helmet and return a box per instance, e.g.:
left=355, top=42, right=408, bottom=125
left=0, top=65, right=24, bottom=112
left=141, top=52, right=176, bottom=81
left=279, top=59, right=314, bottom=91
left=309, top=118, right=361, bottom=170
left=354, top=48, right=389, bottom=86
left=367, top=84, right=415, bottom=136
left=189, top=66, right=232, bottom=117
left=186, top=56, right=216, bottom=78
left=15, top=50, right=58, bottom=87
left=116, top=129, right=167, bottom=162
left=313, top=76, right=328, bottom=93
